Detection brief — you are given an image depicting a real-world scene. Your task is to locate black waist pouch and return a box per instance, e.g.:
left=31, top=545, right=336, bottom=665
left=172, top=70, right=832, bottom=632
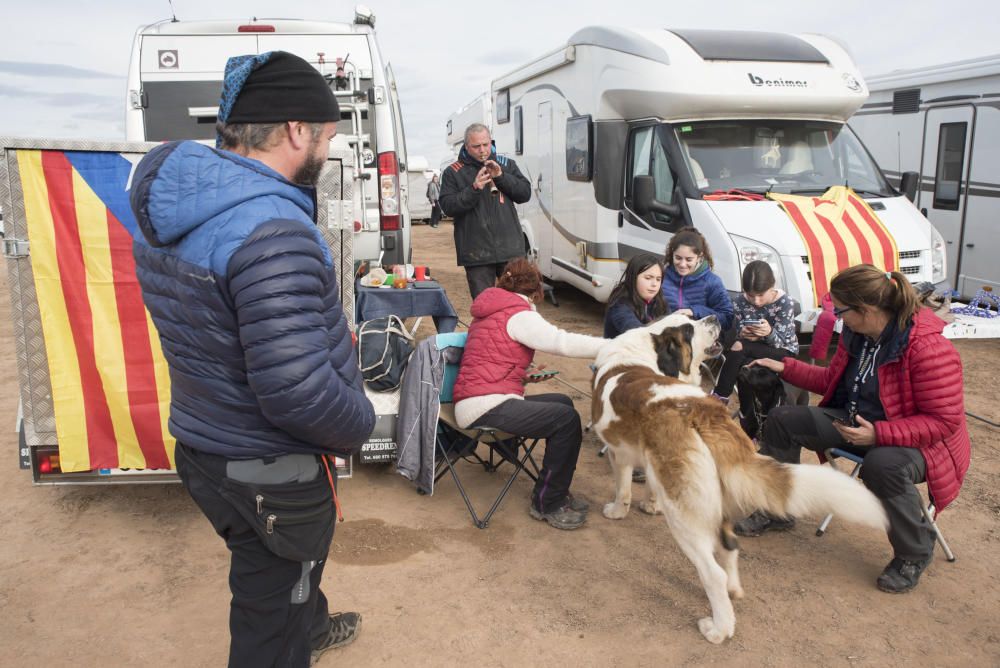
left=219, top=475, right=335, bottom=562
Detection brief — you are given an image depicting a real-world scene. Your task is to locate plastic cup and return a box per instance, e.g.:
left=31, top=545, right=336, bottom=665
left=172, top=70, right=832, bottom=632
left=415, top=265, right=426, bottom=281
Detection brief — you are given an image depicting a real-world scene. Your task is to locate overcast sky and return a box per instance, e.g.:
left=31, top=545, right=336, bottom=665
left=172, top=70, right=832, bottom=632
left=1, top=0, right=997, bottom=168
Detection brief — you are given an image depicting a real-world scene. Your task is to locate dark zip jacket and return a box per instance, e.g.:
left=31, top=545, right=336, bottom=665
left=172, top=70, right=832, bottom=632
left=438, top=145, right=531, bottom=266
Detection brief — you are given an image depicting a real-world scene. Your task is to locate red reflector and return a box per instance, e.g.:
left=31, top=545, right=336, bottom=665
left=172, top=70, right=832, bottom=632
left=353, top=220, right=362, bottom=233
left=39, top=456, right=52, bottom=473
left=377, top=151, right=398, bottom=175
left=381, top=215, right=401, bottom=231
left=237, top=25, right=276, bottom=32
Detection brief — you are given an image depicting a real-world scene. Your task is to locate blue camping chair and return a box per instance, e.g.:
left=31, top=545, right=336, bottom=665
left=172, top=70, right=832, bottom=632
left=816, top=448, right=956, bottom=562
left=433, top=332, right=541, bottom=529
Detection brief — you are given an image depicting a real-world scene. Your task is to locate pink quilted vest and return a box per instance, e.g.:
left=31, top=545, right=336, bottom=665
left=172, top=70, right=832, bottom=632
left=452, top=288, right=535, bottom=402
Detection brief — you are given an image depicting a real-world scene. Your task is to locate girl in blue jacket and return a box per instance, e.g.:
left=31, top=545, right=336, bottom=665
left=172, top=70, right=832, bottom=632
left=604, top=254, right=670, bottom=338
left=662, top=227, right=734, bottom=331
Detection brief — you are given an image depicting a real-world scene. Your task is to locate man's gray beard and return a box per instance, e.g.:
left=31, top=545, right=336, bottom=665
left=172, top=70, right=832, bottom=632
left=293, top=151, right=326, bottom=186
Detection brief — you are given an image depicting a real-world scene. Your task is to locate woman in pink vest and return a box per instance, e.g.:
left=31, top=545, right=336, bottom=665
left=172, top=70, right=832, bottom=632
left=453, top=258, right=607, bottom=530
left=736, top=264, right=970, bottom=594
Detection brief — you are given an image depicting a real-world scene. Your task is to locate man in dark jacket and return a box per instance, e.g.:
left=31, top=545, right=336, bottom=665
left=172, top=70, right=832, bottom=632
left=129, top=51, right=375, bottom=668
left=439, top=123, right=531, bottom=298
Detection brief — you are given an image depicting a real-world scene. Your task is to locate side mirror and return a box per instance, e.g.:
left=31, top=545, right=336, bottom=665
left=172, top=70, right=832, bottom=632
left=899, top=171, right=919, bottom=202
left=633, top=175, right=681, bottom=218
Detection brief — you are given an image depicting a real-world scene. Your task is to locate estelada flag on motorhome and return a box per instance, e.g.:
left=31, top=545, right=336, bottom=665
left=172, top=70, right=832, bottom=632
left=17, top=149, right=174, bottom=473
left=768, top=186, right=899, bottom=308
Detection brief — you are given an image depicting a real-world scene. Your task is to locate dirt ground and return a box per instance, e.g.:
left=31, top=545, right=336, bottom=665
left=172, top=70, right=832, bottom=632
left=2, top=221, right=999, bottom=667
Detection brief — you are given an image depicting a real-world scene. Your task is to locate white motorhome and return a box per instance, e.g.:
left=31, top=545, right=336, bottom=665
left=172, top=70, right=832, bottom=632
left=445, top=92, right=492, bottom=153
left=405, top=155, right=434, bottom=222
left=483, top=27, right=947, bottom=324
left=125, top=9, right=412, bottom=265
left=850, top=54, right=1000, bottom=297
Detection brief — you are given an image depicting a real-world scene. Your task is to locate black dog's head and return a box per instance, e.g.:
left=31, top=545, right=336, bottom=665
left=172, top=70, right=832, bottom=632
left=738, top=365, right=786, bottom=414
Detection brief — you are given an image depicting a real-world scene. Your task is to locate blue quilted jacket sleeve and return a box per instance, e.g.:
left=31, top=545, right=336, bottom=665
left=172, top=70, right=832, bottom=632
left=226, top=219, right=375, bottom=455
left=689, top=271, right=735, bottom=331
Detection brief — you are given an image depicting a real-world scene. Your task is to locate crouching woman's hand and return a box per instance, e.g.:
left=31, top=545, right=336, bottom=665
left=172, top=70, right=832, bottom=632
left=747, top=357, right=785, bottom=375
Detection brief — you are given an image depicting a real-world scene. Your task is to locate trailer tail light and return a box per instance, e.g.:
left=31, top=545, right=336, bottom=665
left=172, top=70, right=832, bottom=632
left=38, top=453, right=61, bottom=474
left=237, top=25, right=276, bottom=32
left=378, top=151, right=401, bottom=231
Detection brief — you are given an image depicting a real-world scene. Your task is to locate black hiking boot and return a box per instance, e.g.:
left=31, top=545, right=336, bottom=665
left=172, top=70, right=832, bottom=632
left=565, top=492, right=590, bottom=513
left=311, top=612, right=362, bottom=665
left=529, top=502, right=587, bottom=530
left=876, top=557, right=932, bottom=594
left=733, top=510, right=796, bottom=537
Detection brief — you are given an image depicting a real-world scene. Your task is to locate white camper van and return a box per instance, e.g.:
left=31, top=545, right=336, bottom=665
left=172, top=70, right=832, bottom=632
left=850, top=54, right=1000, bottom=297
left=125, top=10, right=412, bottom=266
left=484, top=27, right=947, bottom=324
left=404, top=155, right=434, bottom=222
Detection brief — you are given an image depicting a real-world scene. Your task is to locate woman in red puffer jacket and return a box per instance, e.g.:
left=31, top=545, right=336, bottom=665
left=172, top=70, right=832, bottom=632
left=734, top=264, right=970, bottom=595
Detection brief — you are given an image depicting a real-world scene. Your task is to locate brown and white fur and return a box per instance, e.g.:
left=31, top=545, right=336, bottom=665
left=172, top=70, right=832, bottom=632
left=592, top=313, right=888, bottom=644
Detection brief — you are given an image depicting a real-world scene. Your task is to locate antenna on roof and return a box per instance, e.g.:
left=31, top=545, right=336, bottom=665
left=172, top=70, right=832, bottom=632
left=167, top=0, right=178, bottom=22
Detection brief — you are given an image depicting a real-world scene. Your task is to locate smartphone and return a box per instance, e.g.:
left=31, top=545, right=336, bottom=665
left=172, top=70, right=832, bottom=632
left=742, top=319, right=764, bottom=326
left=528, top=370, right=559, bottom=379
left=823, top=410, right=855, bottom=427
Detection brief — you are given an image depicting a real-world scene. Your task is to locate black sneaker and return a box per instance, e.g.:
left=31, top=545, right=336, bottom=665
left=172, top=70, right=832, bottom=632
left=310, top=612, right=361, bottom=665
left=529, top=503, right=587, bottom=530
left=877, top=557, right=932, bottom=594
left=632, top=468, right=647, bottom=483
left=733, top=510, right=796, bottom=537
left=565, top=493, right=590, bottom=513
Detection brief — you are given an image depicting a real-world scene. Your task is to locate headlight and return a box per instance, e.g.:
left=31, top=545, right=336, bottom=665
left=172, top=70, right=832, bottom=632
left=930, top=225, right=947, bottom=284
left=731, top=235, right=786, bottom=291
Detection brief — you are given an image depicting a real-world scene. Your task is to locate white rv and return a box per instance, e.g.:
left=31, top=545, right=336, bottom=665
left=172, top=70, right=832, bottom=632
left=404, top=155, right=434, bottom=222
left=850, top=54, right=1000, bottom=297
left=125, top=9, right=412, bottom=266
left=483, top=27, right=947, bottom=323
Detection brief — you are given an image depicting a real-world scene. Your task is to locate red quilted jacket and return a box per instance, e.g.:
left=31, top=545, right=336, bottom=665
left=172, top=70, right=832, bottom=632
left=781, top=308, right=970, bottom=510
left=452, top=288, right=534, bottom=402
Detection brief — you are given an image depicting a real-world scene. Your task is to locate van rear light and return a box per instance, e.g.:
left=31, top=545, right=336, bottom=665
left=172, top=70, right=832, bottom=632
left=378, top=151, right=400, bottom=231
left=38, top=453, right=61, bottom=474
left=237, top=25, right=275, bottom=32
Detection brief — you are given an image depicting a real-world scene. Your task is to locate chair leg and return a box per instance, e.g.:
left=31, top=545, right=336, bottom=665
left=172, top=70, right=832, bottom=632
left=922, top=503, right=957, bottom=562
left=816, top=456, right=862, bottom=537
left=436, top=438, right=487, bottom=528
left=479, top=439, right=540, bottom=528
left=598, top=442, right=609, bottom=457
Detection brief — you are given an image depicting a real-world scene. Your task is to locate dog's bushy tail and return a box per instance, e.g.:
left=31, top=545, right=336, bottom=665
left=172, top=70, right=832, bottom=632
left=721, top=455, right=888, bottom=531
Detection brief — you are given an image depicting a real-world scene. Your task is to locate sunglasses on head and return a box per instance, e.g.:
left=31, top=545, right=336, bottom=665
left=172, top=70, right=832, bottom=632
left=833, top=305, right=854, bottom=317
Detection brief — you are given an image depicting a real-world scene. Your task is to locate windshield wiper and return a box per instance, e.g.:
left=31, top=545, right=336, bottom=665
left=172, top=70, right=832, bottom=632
left=790, top=186, right=889, bottom=198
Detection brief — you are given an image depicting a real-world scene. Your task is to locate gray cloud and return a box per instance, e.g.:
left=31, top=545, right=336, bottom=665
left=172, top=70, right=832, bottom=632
left=0, top=84, right=120, bottom=108
left=0, top=60, right=120, bottom=79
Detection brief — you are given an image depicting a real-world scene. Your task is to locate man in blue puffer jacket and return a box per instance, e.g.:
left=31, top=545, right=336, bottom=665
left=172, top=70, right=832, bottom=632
left=129, top=52, right=374, bottom=668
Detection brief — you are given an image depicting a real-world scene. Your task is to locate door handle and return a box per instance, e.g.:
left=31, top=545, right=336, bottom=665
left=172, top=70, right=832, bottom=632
left=966, top=243, right=975, bottom=248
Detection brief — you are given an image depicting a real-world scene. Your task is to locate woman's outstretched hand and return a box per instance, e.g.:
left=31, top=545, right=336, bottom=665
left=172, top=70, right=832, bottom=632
left=747, top=357, right=785, bottom=375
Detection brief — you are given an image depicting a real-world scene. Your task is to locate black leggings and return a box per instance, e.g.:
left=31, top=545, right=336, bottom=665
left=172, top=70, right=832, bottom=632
left=714, top=339, right=789, bottom=397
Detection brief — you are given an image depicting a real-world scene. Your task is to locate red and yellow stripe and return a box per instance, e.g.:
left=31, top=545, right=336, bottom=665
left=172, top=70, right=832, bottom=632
left=19, top=150, right=174, bottom=472
left=770, top=186, right=899, bottom=307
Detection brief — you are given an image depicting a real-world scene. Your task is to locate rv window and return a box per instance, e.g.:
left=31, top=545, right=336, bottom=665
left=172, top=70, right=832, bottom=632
left=566, top=115, right=592, bottom=181
left=514, top=106, right=523, bottom=155
left=496, top=89, right=510, bottom=124
left=932, top=122, right=967, bottom=211
left=626, top=125, right=675, bottom=225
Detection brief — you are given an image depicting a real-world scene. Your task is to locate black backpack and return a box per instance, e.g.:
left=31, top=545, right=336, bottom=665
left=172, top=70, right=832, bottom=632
left=357, top=315, right=415, bottom=392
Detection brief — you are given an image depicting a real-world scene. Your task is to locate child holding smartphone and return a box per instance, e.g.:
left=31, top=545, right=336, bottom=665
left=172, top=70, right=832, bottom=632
left=712, top=261, right=798, bottom=409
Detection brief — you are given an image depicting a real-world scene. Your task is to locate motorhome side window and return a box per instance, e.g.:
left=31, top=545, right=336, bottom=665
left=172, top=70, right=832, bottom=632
left=566, top=115, right=592, bottom=181
left=514, top=106, right=523, bottom=155
left=627, top=126, right=675, bottom=223
left=933, top=122, right=967, bottom=211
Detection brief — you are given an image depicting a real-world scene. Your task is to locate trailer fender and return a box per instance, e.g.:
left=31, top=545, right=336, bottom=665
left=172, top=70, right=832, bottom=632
left=520, top=218, right=538, bottom=259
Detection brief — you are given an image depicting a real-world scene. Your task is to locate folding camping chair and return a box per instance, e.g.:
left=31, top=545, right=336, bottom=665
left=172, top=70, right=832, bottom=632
left=433, top=333, right=542, bottom=529
left=815, top=448, right=956, bottom=562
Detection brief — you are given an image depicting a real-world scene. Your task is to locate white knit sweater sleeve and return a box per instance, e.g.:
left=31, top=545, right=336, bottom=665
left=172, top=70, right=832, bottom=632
left=506, top=311, right=606, bottom=358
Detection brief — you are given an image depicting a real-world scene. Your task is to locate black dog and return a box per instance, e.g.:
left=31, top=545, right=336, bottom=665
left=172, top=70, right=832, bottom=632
left=736, top=365, right=786, bottom=440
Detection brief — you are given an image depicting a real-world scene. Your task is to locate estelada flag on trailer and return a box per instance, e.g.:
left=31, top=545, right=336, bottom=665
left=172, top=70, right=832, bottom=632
left=768, top=186, right=899, bottom=308
left=17, top=149, right=174, bottom=472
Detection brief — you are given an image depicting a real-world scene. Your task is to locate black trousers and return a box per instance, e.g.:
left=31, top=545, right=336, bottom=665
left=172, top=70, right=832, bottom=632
left=475, top=393, right=583, bottom=513
left=464, top=263, right=508, bottom=300
left=759, top=406, right=936, bottom=561
left=714, top=338, right=789, bottom=398
left=430, top=203, right=441, bottom=226
left=174, top=443, right=334, bottom=668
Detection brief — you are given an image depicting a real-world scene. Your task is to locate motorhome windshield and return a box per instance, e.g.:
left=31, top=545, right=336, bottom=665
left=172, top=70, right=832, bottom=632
left=674, top=120, right=893, bottom=197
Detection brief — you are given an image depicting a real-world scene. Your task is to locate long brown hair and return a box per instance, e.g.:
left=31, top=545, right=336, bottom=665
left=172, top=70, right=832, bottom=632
left=665, top=227, right=714, bottom=269
left=829, top=264, right=921, bottom=330
left=608, top=254, right=669, bottom=322
left=496, top=258, right=544, bottom=303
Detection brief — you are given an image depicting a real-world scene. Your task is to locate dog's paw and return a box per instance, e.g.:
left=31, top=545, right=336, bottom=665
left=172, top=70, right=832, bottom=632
left=728, top=585, right=745, bottom=600
left=637, top=499, right=662, bottom=515
left=697, top=617, right=728, bottom=644
left=602, top=502, right=629, bottom=519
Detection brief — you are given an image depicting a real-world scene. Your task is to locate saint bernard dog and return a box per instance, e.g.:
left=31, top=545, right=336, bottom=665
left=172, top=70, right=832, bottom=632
left=592, top=313, right=888, bottom=644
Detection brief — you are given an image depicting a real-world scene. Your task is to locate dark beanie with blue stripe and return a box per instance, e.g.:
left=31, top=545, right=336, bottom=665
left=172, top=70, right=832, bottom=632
left=216, top=51, right=340, bottom=146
